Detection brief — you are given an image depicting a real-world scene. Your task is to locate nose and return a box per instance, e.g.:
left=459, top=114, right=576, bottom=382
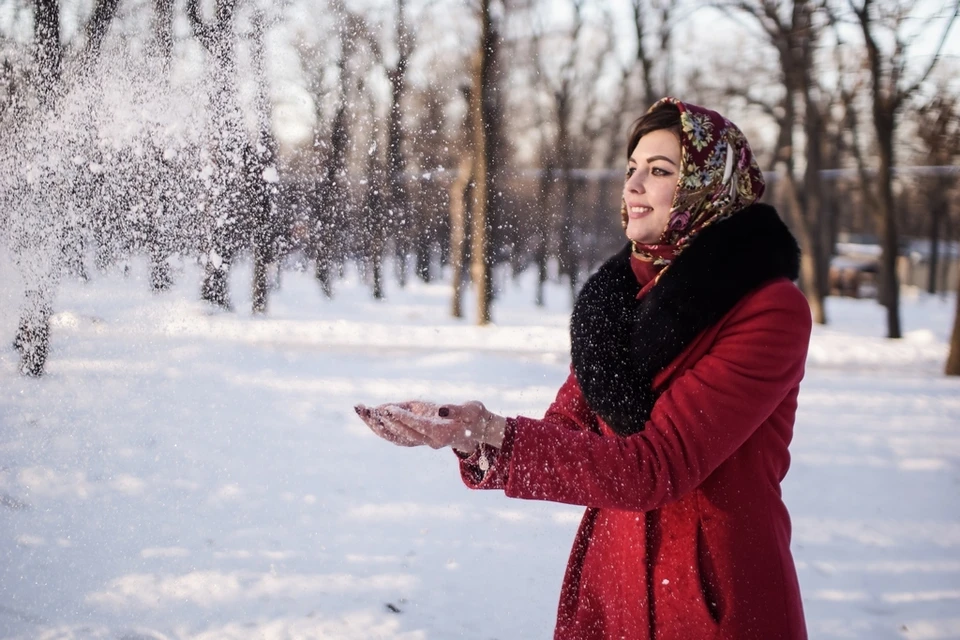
left=625, top=170, right=645, bottom=194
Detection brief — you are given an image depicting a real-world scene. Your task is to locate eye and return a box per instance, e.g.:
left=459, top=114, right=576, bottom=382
left=625, top=167, right=636, bottom=177
left=652, top=167, right=673, bottom=177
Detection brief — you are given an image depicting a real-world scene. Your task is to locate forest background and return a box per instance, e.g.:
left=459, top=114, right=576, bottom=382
left=1, top=0, right=959, bottom=377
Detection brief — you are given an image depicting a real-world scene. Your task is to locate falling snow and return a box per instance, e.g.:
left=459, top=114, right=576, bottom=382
left=0, top=258, right=958, bottom=639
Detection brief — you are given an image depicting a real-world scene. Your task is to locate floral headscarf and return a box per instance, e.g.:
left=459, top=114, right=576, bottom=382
left=628, top=97, right=766, bottom=270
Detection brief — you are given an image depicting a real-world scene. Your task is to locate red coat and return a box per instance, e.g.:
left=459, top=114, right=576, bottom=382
left=459, top=278, right=811, bottom=639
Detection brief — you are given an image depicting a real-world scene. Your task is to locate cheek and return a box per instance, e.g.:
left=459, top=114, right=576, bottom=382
left=656, top=183, right=675, bottom=208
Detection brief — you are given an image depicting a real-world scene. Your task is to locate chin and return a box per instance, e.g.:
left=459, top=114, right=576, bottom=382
left=626, top=229, right=659, bottom=245
left=626, top=219, right=667, bottom=245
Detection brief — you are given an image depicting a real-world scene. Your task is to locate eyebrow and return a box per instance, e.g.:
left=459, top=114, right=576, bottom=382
left=630, top=154, right=678, bottom=166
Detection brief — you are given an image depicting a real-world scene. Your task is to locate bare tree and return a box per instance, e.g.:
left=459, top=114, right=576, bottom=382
left=449, top=86, right=473, bottom=318
left=155, top=0, right=174, bottom=65
left=147, top=0, right=177, bottom=292
left=843, top=0, right=959, bottom=338
left=582, top=0, right=676, bottom=278
left=343, top=0, right=416, bottom=288
left=531, top=0, right=624, bottom=300
left=630, top=0, right=676, bottom=108
left=33, top=0, right=63, bottom=108
left=14, top=0, right=120, bottom=376
left=303, top=10, right=353, bottom=298
left=76, top=0, right=122, bottom=68
left=948, top=261, right=960, bottom=375
left=916, top=91, right=960, bottom=294
left=249, top=9, right=282, bottom=314
left=720, top=0, right=832, bottom=324
left=187, top=0, right=248, bottom=310
left=470, top=0, right=498, bottom=325
left=410, top=88, right=451, bottom=282
left=384, top=0, right=414, bottom=286
left=361, top=89, right=388, bottom=300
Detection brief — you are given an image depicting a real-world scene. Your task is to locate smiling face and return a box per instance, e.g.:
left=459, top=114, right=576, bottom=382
left=623, top=128, right=682, bottom=245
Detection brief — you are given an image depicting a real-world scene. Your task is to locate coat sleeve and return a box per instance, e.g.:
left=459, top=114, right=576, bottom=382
left=457, top=368, right=600, bottom=489
left=542, top=368, right=601, bottom=433
left=498, top=282, right=812, bottom=511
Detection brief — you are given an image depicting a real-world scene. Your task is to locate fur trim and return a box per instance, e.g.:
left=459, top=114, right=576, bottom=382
left=570, top=203, right=800, bottom=436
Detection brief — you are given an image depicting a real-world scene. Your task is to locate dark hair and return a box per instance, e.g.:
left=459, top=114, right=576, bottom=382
left=626, top=102, right=682, bottom=160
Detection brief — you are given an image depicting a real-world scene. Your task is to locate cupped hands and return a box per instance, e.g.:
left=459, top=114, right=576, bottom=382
left=353, top=400, right=507, bottom=451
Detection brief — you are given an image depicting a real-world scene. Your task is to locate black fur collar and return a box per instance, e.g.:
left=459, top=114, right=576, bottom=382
left=570, top=203, right=801, bottom=436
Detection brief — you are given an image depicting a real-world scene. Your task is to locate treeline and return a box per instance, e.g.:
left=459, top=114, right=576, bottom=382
left=0, top=0, right=959, bottom=377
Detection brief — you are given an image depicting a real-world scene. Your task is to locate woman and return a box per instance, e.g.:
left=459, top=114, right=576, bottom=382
left=356, top=97, right=811, bottom=640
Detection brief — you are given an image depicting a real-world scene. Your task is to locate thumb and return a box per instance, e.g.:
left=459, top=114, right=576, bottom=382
left=437, top=401, right=485, bottom=423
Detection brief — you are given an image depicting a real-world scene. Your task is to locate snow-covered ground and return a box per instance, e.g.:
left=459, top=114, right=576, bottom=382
left=1, top=257, right=958, bottom=640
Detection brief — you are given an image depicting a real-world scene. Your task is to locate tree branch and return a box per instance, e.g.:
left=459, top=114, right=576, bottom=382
left=900, top=0, right=960, bottom=100
left=81, top=0, right=121, bottom=64
left=187, top=0, right=220, bottom=54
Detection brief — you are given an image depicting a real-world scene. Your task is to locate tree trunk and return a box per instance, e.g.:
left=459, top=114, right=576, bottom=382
left=554, top=84, right=579, bottom=301
left=252, top=248, right=268, bottom=314
left=534, top=166, right=553, bottom=307
left=803, top=81, right=829, bottom=324
left=927, top=183, right=946, bottom=294
left=189, top=0, right=243, bottom=314
left=364, top=162, right=386, bottom=301
left=371, top=253, right=384, bottom=300
left=14, top=0, right=122, bottom=377
left=946, top=258, right=960, bottom=375
left=249, top=10, right=280, bottom=312
left=470, top=0, right=494, bottom=326
left=941, top=213, right=954, bottom=298
left=875, top=118, right=902, bottom=338
left=15, top=289, right=53, bottom=377
left=150, top=246, right=173, bottom=291
left=383, top=0, right=411, bottom=289
left=201, top=260, right=231, bottom=310
left=449, top=154, right=471, bottom=318
left=13, top=0, right=62, bottom=377
left=415, top=238, right=432, bottom=283
left=317, top=101, right=348, bottom=297
left=777, top=163, right=826, bottom=324
left=33, top=0, right=63, bottom=107
left=535, top=240, right=548, bottom=307
left=155, top=0, right=174, bottom=63
left=559, top=165, right=578, bottom=299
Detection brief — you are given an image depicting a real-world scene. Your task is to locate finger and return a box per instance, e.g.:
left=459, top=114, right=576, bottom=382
left=374, top=419, right=423, bottom=447
left=392, top=400, right=441, bottom=418
left=436, top=404, right=464, bottom=421
left=437, top=402, right=484, bottom=425
left=386, top=404, right=447, bottom=428
left=380, top=406, right=449, bottom=449
left=375, top=404, right=443, bottom=448
left=381, top=414, right=440, bottom=448
left=356, top=405, right=422, bottom=446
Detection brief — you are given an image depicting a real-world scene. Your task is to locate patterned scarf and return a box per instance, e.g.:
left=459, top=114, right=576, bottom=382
left=627, top=98, right=766, bottom=275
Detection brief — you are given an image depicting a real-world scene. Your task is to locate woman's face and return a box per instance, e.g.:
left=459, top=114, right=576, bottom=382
left=623, top=128, right=681, bottom=244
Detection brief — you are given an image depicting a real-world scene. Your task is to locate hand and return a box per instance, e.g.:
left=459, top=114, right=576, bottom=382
left=354, top=402, right=432, bottom=447
left=354, top=401, right=506, bottom=450
left=390, top=400, right=507, bottom=450
left=431, top=401, right=507, bottom=450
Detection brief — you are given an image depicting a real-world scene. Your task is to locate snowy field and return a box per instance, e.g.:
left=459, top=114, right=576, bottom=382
left=1, top=256, right=958, bottom=640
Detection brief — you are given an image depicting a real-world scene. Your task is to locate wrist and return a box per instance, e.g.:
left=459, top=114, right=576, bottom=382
left=479, top=414, right=507, bottom=448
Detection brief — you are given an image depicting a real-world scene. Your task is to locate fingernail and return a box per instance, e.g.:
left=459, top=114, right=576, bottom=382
left=354, top=405, right=363, bottom=415
left=438, top=407, right=450, bottom=418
